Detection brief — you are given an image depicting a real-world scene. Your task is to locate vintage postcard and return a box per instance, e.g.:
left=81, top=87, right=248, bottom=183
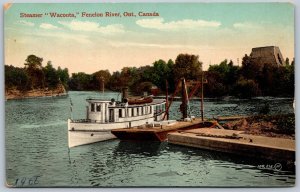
left=4, top=2, right=295, bottom=187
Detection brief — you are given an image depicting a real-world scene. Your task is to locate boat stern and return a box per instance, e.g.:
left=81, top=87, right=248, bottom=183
left=67, top=119, right=117, bottom=148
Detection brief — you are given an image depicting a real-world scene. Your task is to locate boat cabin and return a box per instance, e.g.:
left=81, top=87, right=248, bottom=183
left=86, top=98, right=166, bottom=123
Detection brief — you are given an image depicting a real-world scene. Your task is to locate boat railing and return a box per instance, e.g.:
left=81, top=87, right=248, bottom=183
left=154, top=110, right=166, bottom=116
left=71, top=119, right=92, bottom=123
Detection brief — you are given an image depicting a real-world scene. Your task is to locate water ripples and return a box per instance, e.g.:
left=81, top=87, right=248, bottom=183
left=5, top=91, right=295, bottom=187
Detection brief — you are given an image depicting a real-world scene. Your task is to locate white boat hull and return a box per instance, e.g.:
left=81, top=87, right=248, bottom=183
left=68, top=130, right=116, bottom=148
left=67, top=114, right=164, bottom=147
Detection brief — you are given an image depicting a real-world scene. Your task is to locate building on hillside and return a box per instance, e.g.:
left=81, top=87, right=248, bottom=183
left=250, top=46, right=284, bottom=67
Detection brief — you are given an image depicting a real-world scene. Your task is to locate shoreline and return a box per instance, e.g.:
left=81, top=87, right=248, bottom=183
left=5, top=92, right=68, bottom=101
left=5, top=86, right=67, bottom=100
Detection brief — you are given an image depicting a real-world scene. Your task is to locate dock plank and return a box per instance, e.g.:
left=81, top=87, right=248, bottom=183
left=168, top=128, right=295, bottom=162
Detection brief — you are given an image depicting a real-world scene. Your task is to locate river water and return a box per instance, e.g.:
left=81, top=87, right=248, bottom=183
left=5, top=91, right=295, bottom=187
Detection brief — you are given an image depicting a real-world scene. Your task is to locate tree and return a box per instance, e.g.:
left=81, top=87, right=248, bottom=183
left=241, top=54, right=263, bottom=80
left=68, top=72, right=92, bottom=90
left=107, top=71, right=122, bottom=91
left=92, top=70, right=111, bottom=91
left=208, top=59, right=240, bottom=95
left=24, top=55, right=45, bottom=89
left=233, top=78, right=261, bottom=98
left=43, top=61, right=59, bottom=88
left=136, top=81, right=153, bottom=93
left=173, top=54, right=202, bottom=82
left=57, top=67, right=70, bottom=88
left=205, top=71, right=227, bottom=97
left=285, top=58, right=290, bottom=65
left=24, top=55, right=43, bottom=69
left=5, top=65, right=30, bottom=90
left=166, top=59, right=175, bottom=92
left=150, top=59, right=173, bottom=91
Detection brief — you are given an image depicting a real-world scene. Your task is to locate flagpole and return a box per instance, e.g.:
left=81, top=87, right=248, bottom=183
left=70, top=98, right=73, bottom=120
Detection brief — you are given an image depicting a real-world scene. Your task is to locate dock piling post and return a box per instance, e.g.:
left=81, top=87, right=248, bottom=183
left=201, top=72, right=204, bottom=122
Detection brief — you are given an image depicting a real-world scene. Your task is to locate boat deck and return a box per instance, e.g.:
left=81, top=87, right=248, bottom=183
left=111, top=118, right=214, bottom=141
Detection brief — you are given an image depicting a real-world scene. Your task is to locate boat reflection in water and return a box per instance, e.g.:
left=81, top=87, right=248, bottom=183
left=113, top=141, right=164, bottom=157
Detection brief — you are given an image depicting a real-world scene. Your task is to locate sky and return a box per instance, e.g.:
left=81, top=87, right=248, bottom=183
left=4, top=3, right=294, bottom=74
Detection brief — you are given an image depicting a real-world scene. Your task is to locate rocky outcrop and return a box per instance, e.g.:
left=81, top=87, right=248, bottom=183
left=5, top=83, right=67, bottom=100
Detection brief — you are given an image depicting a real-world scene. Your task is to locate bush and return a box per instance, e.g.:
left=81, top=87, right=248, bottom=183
left=233, top=78, right=261, bottom=98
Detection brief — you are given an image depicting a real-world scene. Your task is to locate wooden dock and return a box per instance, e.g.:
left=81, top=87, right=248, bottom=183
left=111, top=118, right=216, bottom=141
left=168, top=128, right=295, bottom=163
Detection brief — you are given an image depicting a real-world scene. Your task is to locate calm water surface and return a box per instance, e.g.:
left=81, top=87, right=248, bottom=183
left=6, top=91, right=295, bottom=187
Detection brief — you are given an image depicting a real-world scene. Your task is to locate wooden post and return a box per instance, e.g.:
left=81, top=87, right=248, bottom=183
left=201, top=72, right=204, bottom=121
left=181, top=78, right=188, bottom=119
left=165, top=80, right=169, bottom=120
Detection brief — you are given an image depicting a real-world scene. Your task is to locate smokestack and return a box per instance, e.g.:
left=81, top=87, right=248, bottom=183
left=122, top=87, right=128, bottom=103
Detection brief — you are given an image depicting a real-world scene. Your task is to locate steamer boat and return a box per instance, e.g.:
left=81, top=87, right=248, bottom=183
left=68, top=88, right=166, bottom=148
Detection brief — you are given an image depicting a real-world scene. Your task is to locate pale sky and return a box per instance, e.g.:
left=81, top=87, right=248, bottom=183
left=4, top=3, right=294, bottom=74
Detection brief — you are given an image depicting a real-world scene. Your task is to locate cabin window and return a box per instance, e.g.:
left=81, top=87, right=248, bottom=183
left=137, top=108, right=139, bottom=116
left=127, top=108, right=130, bottom=117
left=96, top=104, right=101, bottom=112
left=132, top=108, right=134, bottom=116
left=109, top=109, right=114, bottom=122
left=119, top=109, right=123, bottom=118
left=150, top=106, right=152, bottom=114
left=91, top=104, right=95, bottom=112
left=141, top=107, right=144, bottom=115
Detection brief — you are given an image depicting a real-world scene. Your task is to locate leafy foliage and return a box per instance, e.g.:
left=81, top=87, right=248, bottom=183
left=5, top=65, right=30, bottom=90
left=5, top=55, right=69, bottom=91
left=5, top=53, right=294, bottom=99
left=233, top=78, right=261, bottom=98
left=57, top=67, right=70, bottom=88
left=206, top=55, right=294, bottom=98
left=68, top=72, right=93, bottom=90
left=43, top=61, right=59, bottom=88
left=174, top=54, right=202, bottom=82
